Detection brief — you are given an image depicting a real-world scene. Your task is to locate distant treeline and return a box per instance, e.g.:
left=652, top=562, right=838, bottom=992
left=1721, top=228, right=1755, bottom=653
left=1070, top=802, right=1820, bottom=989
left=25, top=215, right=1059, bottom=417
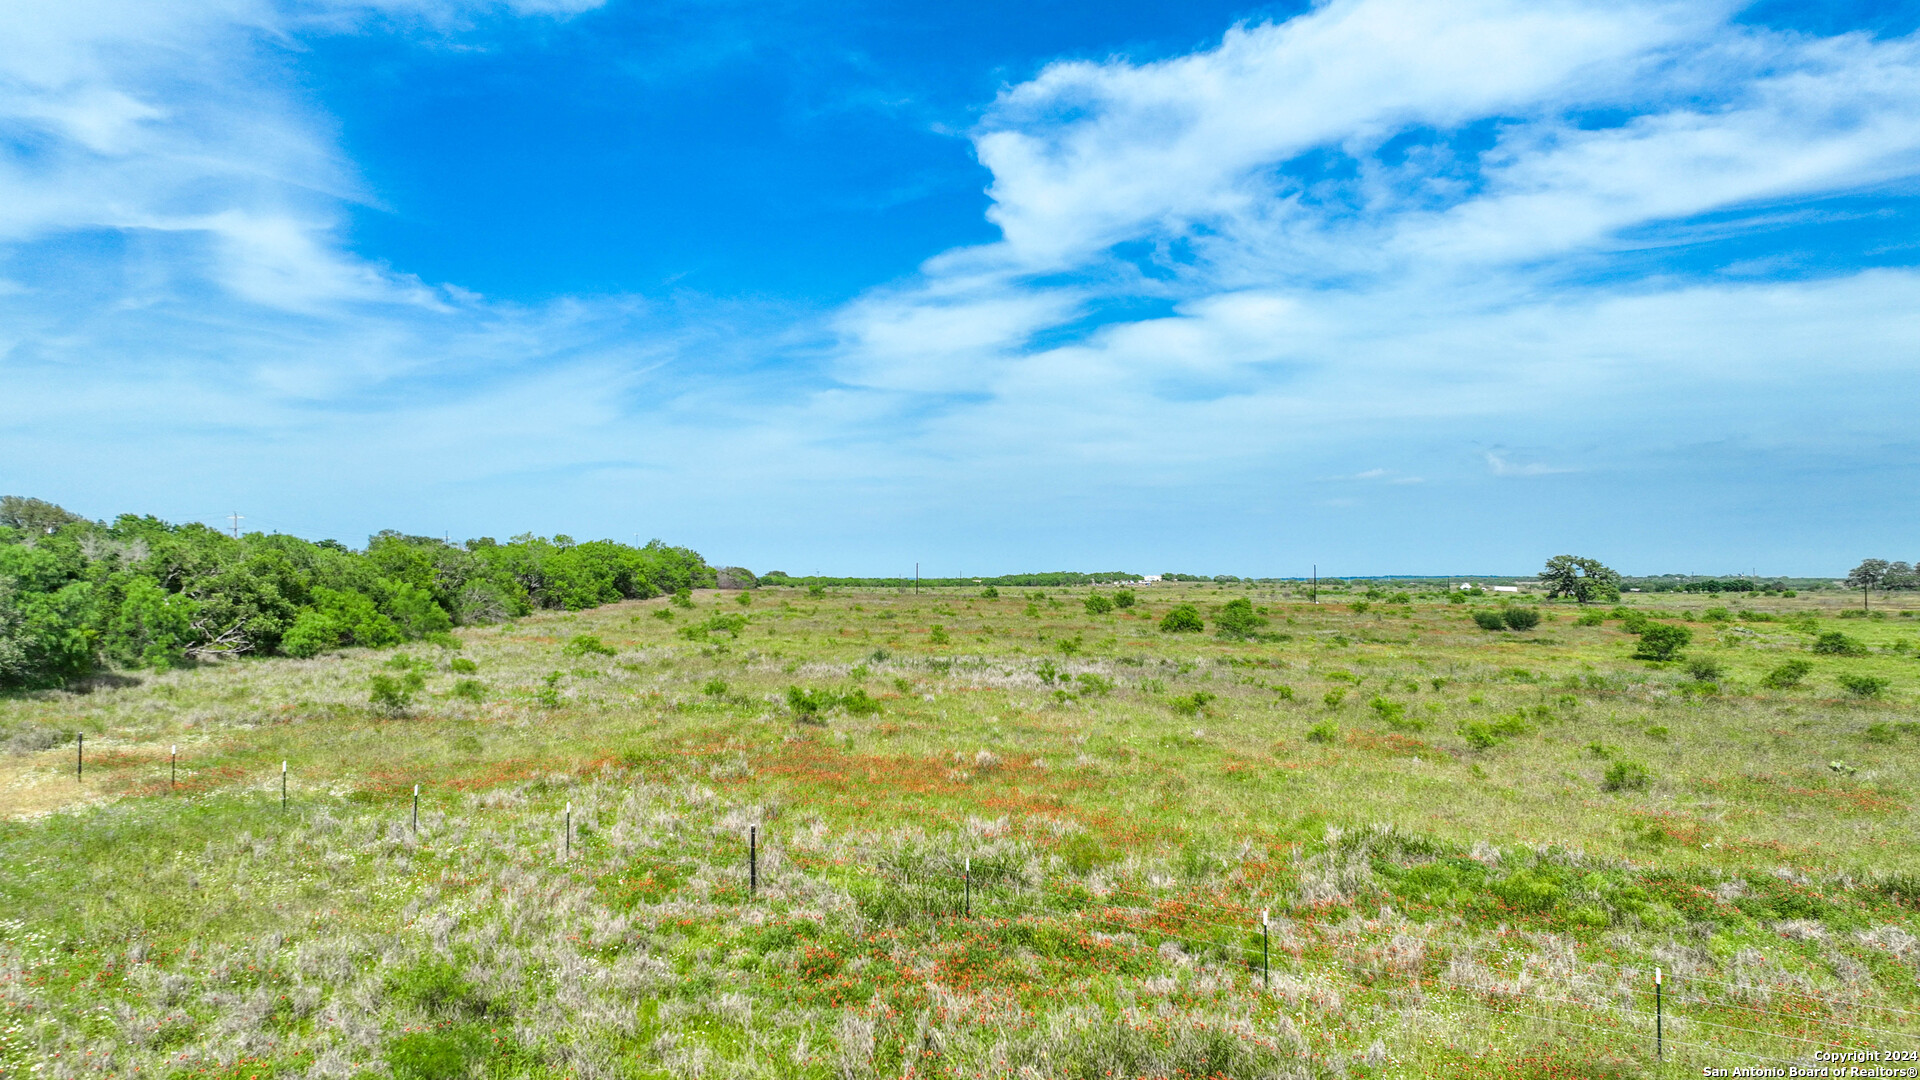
left=0, top=497, right=711, bottom=690
left=758, top=570, right=1143, bottom=588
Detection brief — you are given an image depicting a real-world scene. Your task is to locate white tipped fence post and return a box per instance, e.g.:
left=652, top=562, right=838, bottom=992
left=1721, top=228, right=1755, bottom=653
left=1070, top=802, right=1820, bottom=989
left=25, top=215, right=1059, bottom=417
left=565, top=802, right=572, bottom=859
left=1261, top=909, right=1270, bottom=988
left=281, top=760, right=287, bottom=810
left=749, top=825, right=758, bottom=898
left=1654, top=967, right=1663, bottom=1061
left=412, top=784, right=419, bottom=834
left=170, top=745, right=177, bottom=790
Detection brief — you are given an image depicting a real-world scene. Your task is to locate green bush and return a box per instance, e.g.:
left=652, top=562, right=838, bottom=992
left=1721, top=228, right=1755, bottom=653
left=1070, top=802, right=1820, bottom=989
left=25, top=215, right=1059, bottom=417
left=1631, top=623, right=1691, bottom=661
left=1602, top=761, right=1650, bottom=791
left=1684, top=657, right=1725, bottom=682
left=369, top=670, right=425, bottom=713
left=702, top=678, right=728, bottom=696
left=1502, top=607, right=1541, bottom=631
left=1701, top=606, right=1732, bottom=622
left=807, top=583, right=826, bottom=598
left=1575, top=611, right=1604, bottom=627
left=842, top=687, right=883, bottom=716
left=451, top=678, right=486, bottom=702
left=980, top=585, right=999, bottom=598
left=1762, top=659, right=1812, bottom=689
left=1839, top=674, right=1891, bottom=698
left=1458, top=721, right=1499, bottom=749
left=280, top=610, right=344, bottom=658
left=1170, top=691, right=1216, bottom=717
left=1813, top=631, right=1869, bottom=657
left=1084, top=594, right=1114, bottom=615
left=1305, top=719, right=1338, bottom=744
left=1112, top=589, right=1136, bottom=609
left=1472, top=610, right=1508, bottom=631
left=1075, top=673, right=1114, bottom=695
left=1323, top=688, right=1347, bottom=708
left=672, top=588, right=695, bottom=608
left=562, top=634, right=616, bottom=657
left=929, top=626, right=951, bottom=645
left=1370, top=696, right=1427, bottom=731
left=1159, top=604, right=1204, bottom=633
left=786, top=685, right=833, bottom=720
left=1214, top=597, right=1268, bottom=639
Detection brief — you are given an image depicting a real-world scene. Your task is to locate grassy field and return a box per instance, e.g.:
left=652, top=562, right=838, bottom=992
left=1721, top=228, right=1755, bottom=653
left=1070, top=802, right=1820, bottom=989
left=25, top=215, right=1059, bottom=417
left=4, top=582, right=1920, bottom=1079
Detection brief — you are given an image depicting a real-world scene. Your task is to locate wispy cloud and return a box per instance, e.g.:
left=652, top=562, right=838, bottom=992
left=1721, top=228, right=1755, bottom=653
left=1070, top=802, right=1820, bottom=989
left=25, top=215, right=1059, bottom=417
left=1484, top=452, right=1572, bottom=477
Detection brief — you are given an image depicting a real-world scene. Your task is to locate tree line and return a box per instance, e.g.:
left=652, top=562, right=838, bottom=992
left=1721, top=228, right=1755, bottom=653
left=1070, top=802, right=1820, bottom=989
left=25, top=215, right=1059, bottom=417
left=0, top=496, right=712, bottom=690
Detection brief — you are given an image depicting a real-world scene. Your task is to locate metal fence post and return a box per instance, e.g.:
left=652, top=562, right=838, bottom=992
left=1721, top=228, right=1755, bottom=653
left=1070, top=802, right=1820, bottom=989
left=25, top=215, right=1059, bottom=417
left=170, top=745, right=177, bottom=790
left=280, top=760, right=287, bottom=810
left=1655, top=966, right=1663, bottom=1062
left=964, top=856, right=971, bottom=918
left=412, top=784, right=419, bottom=834
left=1261, top=909, right=1270, bottom=988
left=76, top=732, right=83, bottom=781
left=750, top=825, right=758, bottom=898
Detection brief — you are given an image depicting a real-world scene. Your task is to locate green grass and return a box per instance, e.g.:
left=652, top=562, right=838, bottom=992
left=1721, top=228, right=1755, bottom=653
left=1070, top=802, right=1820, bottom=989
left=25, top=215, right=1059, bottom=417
left=2, top=584, right=1919, bottom=1077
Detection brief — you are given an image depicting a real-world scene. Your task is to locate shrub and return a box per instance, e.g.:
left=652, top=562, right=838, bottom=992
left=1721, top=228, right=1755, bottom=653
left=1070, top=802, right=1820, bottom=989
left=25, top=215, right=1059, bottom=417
left=1458, top=721, right=1499, bottom=749
left=786, top=685, right=833, bottom=720
left=1602, top=761, right=1651, bottom=792
left=449, top=657, right=478, bottom=674
left=1170, top=691, right=1215, bottom=717
left=369, top=670, right=425, bottom=713
left=1684, top=657, right=1725, bottom=682
left=1502, top=607, right=1541, bottom=631
left=451, top=678, right=486, bottom=702
left=702, top=678, right=727, bottom=696
left=1214, top=597, right=1268, bottom=639
left=1839, top=674, right=1891, bottom=698
left=1112, top=589, right=1136, bottom=609
left=1075, top=673, right=1114, bottom=695
left=1160, top=605, right=1204, bottom=633
left=562, top=635, right=616, bottom=657
left=651, top=607, right=674, bottom=620
left=1323, top=688, right=1347, bottom=708
left=1575, top=611, right=1605, bottom=627
left=929, top=626, right=951, bottom=645
left=1631, top=623, right=1691, bottom=661
left=1305, top=719, right=1338, bottom=744
left=807, top=583, right=826, bottom=598
left=1472, top=610, right=1508, bottom=631
left=1813, top=631, right=1869, bottom=657
left=980, top=585, right=998, bottom=598
left=671, top=588, right=694, bottom=608
left=1370, top=696, right=1426, bottom=731
left=1702, top=606, right=1732, bottom=622
left=1035, top=660, right=1061, bottom=685
left=535, top=671, right=563, bottom=708
left=1084, top=594, right=1114, bottom=615
left=281, top=611, right=344, bottom=658
left=841, top=687, right=883, bottom=716
left=1057, top=634, right=1082, bottom=655
left=1762, top=659, right=1812, bottom=689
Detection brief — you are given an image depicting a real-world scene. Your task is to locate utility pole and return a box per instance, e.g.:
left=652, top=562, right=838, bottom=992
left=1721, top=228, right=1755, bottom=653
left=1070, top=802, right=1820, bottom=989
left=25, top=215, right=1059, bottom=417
left=228, top=512, right=243, bottom=538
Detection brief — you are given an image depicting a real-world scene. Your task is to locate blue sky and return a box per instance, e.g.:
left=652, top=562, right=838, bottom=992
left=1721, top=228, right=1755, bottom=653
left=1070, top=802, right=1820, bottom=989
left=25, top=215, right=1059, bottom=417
left=3, top=0, right=1919, bottom=577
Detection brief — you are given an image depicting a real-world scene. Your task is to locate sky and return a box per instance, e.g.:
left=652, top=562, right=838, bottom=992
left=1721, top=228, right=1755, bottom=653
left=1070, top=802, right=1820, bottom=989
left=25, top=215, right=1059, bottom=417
left=3, top=0, right=1919, bottom=577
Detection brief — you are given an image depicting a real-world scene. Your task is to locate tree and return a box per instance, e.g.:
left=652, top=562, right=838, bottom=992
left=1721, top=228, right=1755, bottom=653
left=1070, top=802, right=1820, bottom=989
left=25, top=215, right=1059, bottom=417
left=1540, top=555, right=1620, bottom=605
left=1845, top=558, right=1890, bottom=611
